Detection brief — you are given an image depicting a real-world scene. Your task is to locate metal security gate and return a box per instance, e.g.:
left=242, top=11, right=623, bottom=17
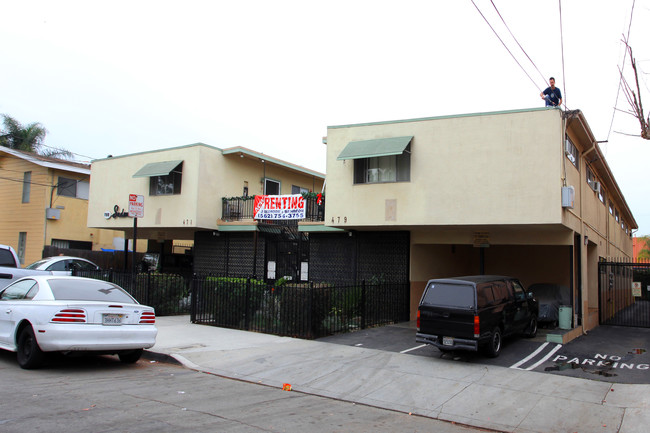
left=599, top=261, right=650, bottom=328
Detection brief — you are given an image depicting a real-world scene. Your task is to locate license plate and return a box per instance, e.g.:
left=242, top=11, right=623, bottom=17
left=442, top=336, right=454, bottom=346
left=103, top=314, right=123, bottom=325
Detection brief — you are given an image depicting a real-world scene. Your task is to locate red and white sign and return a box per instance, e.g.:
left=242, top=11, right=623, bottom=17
left=128, top=194, right=144, bottom=218
left=254, top=194, right=305, bottom=220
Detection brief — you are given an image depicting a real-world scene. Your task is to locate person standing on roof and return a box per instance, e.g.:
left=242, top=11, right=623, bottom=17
left=540, top=77, right=562, bottom=107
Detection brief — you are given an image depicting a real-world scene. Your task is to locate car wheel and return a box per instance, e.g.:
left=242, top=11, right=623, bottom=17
left=525, top=316, right=538, bottom=338
left=484, top=327, right=502, bottom=358
left=118, top=349, right=143, bottom=364
left=17, top=326, right=45, bottom=369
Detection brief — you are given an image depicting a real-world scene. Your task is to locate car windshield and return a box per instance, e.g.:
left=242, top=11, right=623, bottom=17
left=48, top=279, right=137, bottom=303
left=25, top=259, right=49, bottom=269
left=422, top=282, right=475, bottom=308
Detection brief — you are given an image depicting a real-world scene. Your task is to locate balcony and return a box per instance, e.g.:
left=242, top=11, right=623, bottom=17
left=222, top=195, right=325, bottom=222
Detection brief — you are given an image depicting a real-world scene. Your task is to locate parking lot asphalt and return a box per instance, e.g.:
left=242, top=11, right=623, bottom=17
left=317, top=322, right=650, bottom=384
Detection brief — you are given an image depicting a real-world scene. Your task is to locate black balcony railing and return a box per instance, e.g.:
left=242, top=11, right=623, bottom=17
left=222, top=195, right=325, bottom=222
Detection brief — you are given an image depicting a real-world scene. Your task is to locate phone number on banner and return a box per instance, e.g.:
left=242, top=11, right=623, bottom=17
left=256, top=211, right=306, bottom=220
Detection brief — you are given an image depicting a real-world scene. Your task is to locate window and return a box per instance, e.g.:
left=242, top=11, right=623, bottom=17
left=49, top=279, right=136, bottom=303
left=586, top=166, right=602, bottom=196
left=0, top=249, right=17, bottom=267
left=511, top=280, right=526, bottom=301
left=291, top=185, right=309, bottom=195
left=0, top=279, right=38, bottom=300
left=51, top=239, right=92, bottom=250
left=264, top=178, right=280, bottom=195
left=76, top=180, right=89, bottom=199
left=149, top=162, right=183, bottom=196
left=609, top=201, right=614, bottom=215
left=598, top=185, right=606, bottom=204
left=565, top=136, right=579, bottom=168
left=17, top=232, right=26, bottom=265
left=476, top=284, right=495, bottom=308
left=615, top=209, right=620, bottom=223
left=353, top=143, right=411, bottom=184
left=57, top=177, right=89, bottom=199
left=22, top=171, right=31, bottom=203
left=492, top=281, right=509, bottom=302
left=58, top=177, right=77, bottom=197
left=586, top=166, right=595, bottom=189
left=422, top=282, right=475, bottom=308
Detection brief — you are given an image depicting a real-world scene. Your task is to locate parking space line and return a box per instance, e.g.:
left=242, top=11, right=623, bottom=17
left=400, top=344, right=427, bottom=354
left=523, top=344, right=563, bottom=371
left=510, top=342, right=549, bottom=369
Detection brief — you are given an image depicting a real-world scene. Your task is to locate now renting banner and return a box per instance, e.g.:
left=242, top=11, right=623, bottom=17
left=254, top=194, right=306, bottom=220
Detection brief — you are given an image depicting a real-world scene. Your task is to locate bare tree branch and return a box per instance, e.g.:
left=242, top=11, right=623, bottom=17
left=620, top=37, right=650, bottom=139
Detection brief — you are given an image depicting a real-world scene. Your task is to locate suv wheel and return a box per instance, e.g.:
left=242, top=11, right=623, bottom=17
left=484, top=327, right=502, bottom=358
left=524, top=316, right=538, bottom=338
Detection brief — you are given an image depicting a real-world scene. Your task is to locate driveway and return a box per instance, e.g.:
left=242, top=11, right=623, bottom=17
left=318, top=322, right=650, bottom=384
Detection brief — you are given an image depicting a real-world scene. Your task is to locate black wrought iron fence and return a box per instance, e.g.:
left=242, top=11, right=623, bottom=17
left=72, top=269, right=192, bottom=316
left=191, top=279, right=409, bottom=339
left=599, top=260, right=650, bottom=328
left=74, top=269, right=409, bottom=338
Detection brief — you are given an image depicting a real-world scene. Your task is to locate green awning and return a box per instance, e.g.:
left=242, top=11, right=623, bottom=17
left=337, top=136, right=413, bottom=160
left=132, top=160, right=183, bottom=178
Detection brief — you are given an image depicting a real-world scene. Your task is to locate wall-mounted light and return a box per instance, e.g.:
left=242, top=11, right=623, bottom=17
left=584, top=236, right=589, bottom=245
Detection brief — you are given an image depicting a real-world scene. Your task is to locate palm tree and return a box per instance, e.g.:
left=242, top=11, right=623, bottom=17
left=0, top=114, right=72, bottom=159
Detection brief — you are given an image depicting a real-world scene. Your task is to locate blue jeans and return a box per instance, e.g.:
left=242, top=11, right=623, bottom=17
left=544, top=95, right=557, bottom=107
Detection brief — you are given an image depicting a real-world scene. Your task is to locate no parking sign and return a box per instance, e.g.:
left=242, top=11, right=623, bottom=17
left=128, top=194, right=144, bottom=218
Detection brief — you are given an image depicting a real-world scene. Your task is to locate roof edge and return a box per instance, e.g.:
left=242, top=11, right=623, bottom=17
left=91, top=142, right=221, bottom=163
left=222, top=146, right=325, bottom=179
left=328, top=106, right=555, bottom=130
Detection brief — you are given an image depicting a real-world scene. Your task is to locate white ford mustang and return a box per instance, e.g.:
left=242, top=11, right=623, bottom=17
left=0, top=276, right=157, bottom=369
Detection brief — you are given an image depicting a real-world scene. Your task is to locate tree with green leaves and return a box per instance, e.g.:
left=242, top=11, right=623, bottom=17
left=0, top=114, right=72, bottom=159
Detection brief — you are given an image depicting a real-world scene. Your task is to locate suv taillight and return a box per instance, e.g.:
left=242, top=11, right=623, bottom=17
left=474, top=315, right=480, bottom=337
left=416, top=309, right=420, bottom=330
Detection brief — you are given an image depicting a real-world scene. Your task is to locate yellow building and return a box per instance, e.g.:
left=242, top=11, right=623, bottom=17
left=0, top=147, right=122, bottom=266
left=324, top=107, right=636, bottom=333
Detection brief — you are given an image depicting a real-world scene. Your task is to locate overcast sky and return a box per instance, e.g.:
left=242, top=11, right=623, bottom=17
left=2, top=1, right=650, bottom=234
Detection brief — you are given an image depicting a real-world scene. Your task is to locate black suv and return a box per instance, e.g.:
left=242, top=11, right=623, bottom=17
left=416, top=275, right=538, bottom=357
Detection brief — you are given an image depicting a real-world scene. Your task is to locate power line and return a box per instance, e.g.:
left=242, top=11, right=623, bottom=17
left=489, top=0, right=547, bottom=85
left=38, top=143, right=97, bottom=162
left=558, top=0, right=568, bottom=109
left=0, top=175, right=61, bottom=188
left=607, top=0, right=636, bottom=141
left=470, top=0, right=543, bottom=93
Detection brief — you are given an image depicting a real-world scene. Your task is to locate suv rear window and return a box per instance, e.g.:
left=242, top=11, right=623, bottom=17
left=422, top=282, right=475, bottom=308
left=49, top=279, right=137, bottom=303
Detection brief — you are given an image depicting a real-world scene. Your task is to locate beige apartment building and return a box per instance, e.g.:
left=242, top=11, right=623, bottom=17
left=0, top=147, right=121, bottom=266
left=324, top=107, right=636, bottom=333
left=87, top=143, right=325, bottom=274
